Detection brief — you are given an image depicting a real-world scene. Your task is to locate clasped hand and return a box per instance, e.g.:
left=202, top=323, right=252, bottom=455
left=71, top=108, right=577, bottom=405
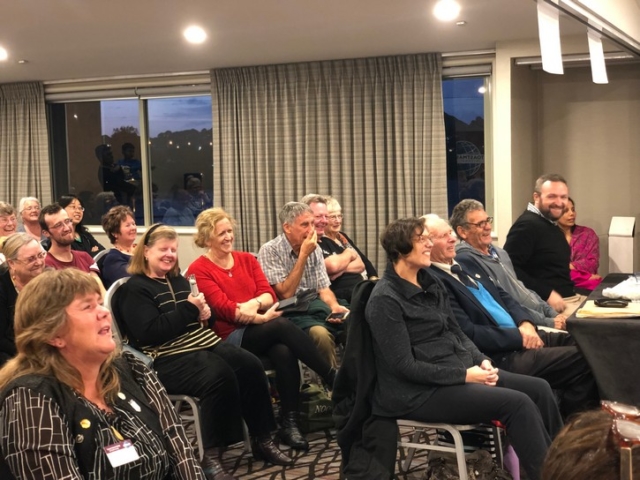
left=466, top=360, right=499, bottom=386
left=188, top=293, right=211, bottom=322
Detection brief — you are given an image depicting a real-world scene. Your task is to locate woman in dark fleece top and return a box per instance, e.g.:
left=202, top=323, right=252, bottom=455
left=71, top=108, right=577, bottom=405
left=365, top=217, right=563, bottom=480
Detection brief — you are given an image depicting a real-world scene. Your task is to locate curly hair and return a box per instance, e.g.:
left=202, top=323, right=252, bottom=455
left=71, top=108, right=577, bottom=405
left=101, top=205, right=135, bottom=244
left=194, top=208, right=236, bottom=249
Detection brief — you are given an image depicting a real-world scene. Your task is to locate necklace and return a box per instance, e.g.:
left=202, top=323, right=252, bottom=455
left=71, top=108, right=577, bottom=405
left=205, top=251, right=234, bottom=277
left=114, top=243, right=135, bottom=255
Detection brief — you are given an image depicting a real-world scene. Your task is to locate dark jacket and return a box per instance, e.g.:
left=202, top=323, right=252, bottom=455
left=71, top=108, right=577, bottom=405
left=0, top=267, right=17, bottom=366
left=429, top=263, right=533, bottom=354
left=333, top=279, right=397, bottom=480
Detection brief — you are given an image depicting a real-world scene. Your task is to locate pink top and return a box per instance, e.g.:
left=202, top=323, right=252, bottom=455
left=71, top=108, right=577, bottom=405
left=570, top=224, right=601, bottom=290
left=186, top=251, right=276, bottom=340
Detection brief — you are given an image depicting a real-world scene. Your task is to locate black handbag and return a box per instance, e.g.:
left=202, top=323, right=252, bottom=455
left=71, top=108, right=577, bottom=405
left=276, top=288, right=318, bottom=313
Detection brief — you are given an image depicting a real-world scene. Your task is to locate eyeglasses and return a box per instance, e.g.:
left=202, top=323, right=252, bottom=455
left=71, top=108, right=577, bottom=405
left=49, top=218, right=74, bottom=230
left=67, top=204, right=85, bottom=212
left=0, top=216, right=17, bottom=224
left=464, top=217, right=493, bottom=229
left=22, top=205, right=40, bottom=212
left=414, top=234, right=432, bottom=244
left=328, top=214, right=343, bottom=221
left=13, top=251, right=46, bottom=265
left=602, top=401, right=640, bottom=480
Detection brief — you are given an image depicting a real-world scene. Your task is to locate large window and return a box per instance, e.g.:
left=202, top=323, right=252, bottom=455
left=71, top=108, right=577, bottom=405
left=49, top=96, right=213, bottom=226
left=443, top=77, right=487, bottom=216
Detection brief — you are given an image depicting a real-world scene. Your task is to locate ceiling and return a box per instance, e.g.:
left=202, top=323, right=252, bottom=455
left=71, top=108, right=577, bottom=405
left=0, top=0, right=588, bottom=84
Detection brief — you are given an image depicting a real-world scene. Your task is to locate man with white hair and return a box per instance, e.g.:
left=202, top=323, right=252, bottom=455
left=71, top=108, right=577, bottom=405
left=424, top=214, right=598, bottom=418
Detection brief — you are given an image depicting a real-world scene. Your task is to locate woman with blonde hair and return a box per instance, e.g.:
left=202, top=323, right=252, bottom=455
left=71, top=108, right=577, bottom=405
left=116, top=224, right=292, bottom=479
left=0, top=233, right=46, bottom=366
left=0, top=268, right=205, bottom=479
left=187, top=208, right=337, bottom=451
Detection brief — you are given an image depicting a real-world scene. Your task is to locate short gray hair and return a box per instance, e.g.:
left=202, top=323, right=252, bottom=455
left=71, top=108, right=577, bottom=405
left=325, top=196, right=341, bottom=212
left=421, top=213, right=443, bottom=232
left=300, top=194, right=327, bottom=206
left=534, top=173, right=567, bottom=194
left=279, top=202, right=313, bottom=226
left=450, top=199, right=485, bottom=233
left=0, top=202, right=16, bottom=217
left=18, top=197, right=40, bottom=214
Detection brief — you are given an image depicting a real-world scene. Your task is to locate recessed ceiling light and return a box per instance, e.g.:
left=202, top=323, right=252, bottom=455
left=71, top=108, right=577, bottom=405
left=456, top=21, right=467, bottom=27
left=183, top=26, right=207, bottom=44
left=0, top=47, right=8, bottom=62
left=433, top=0, right=461, bottom=22
left=17, top=59, right=28, bottom=64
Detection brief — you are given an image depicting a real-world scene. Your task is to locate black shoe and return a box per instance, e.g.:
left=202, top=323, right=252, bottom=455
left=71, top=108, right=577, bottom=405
left=251, top=436, right=294, bottom=466
left=200, top=454, right=237, bottom=480
left=279, top=412, right=309, bottom=450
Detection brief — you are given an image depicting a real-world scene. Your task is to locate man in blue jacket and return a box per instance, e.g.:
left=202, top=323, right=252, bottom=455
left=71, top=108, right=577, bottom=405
left=424, top=214, right=598, bottom=418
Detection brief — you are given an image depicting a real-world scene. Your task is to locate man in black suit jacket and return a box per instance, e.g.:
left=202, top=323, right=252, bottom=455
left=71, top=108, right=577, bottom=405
left=423, top=214, right=598, bottom=418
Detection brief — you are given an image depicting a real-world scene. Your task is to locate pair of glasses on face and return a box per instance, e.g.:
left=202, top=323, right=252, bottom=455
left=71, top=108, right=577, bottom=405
left=328, top=214, right=343, bottom=221
left=14, top=251, right=46, bottom=266
left=602, top=401, right=640, bottom=480
left=67, top=205, right=85, bottom=212
left=50, top=218, right=74, bottom=230
left=464, top=217, right=494, bottom=229
left=0, top=216, right=17, bottom=224
left=414, top=234, right=432, bottom=244
left=22, top=205, right=40, bottom=212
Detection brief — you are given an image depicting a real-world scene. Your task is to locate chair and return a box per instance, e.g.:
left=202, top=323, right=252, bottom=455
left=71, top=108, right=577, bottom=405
left=339, top=280, right=504, bottom=480
left=104, top=277, right=206, bottom=461
left=397, top=420, right=503, bottom=478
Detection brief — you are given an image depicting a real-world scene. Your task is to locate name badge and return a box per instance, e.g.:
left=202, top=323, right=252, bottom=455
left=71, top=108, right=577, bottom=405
left=104, top=439, right=140, bottom=468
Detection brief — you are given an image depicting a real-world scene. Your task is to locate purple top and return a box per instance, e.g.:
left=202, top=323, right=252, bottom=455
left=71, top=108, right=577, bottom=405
left=570, top=225, right=601, bottom=290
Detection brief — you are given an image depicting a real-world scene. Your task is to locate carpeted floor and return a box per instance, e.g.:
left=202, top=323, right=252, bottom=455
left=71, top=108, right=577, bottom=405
left=217, top=428, right=430, bottom=480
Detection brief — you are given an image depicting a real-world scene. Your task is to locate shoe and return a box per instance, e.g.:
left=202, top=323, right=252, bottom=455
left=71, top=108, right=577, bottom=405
left=200, top=454, right=237, bottom=480
left=251, top=436, right=294, bottom=466
left=279, top=411, right=309, bottom=450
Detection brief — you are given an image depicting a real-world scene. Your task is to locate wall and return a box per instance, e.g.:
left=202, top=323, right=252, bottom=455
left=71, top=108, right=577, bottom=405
left=538, top=62, right=640, bottom=274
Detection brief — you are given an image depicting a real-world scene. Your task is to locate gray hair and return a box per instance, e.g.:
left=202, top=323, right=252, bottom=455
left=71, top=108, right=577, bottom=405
left=18, top=197, right=40, bottom=214
left=450, top=199, right=485, bottom=233
left=325, top=196, right=341, bottom=212
left=534, top=173, right=567, bottom=194
left=279, top=202, right=312, bottom=226
left=300, top=194, right=327, bottom=206
left=420, top=213, right=444, bottom=232
left=0, top=202, right=16, bottom=217
left=2, top=233, right=39, bottom=262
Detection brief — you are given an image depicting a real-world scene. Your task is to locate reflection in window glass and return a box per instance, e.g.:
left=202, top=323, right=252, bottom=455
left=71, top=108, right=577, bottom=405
left=51, top=100, right=141, bottom=225
left=147, top=97, right=213, bottom=225
left=443, top=77, right=486, bottom=216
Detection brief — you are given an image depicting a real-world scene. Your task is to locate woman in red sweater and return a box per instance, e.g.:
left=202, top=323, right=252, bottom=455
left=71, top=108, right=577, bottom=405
left=186, top=208, right=336, bottom=451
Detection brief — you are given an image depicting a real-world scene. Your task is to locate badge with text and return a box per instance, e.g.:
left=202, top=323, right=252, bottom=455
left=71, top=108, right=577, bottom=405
left=104, top=439, right=140, bottom=468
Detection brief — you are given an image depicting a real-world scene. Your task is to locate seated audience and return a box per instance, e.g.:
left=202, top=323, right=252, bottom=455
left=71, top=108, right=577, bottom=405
left=187, top=208, right=337, bottom=451
left=542, top=404, right=639, bottom=480
left=59, top=194, right=105, bottom=254
left=100, top=205, right=137, bottom=289
left=366, top=217, right=562, bottom=480
left=425, top=214, right=598, bottom=418
left=557, top=197, right=602, bottom=292
left=258, top=202, right=349, bottom=368
left=96, top=143, right=136, bottom=206
left=163, top=189, right=196, bottom=226
left=451, top=199, right=566, bottom=329
left=16, top=197, right=44, bottom=241
left=303, top=195, right=377, bottom=302
left=504, top=174, right=585, bottom=316
left=0, top=234, right=46, bottom=367
left=0, top=269, right=206, bottom=479
left=116, top=224, right=292, bottom=477
left=40, top=204, right=104, bottom=294
left=0, top=202, right=17, bottom=238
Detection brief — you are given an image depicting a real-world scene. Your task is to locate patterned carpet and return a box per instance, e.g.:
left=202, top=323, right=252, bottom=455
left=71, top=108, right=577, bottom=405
left=218, top=428, right=430, bottom=480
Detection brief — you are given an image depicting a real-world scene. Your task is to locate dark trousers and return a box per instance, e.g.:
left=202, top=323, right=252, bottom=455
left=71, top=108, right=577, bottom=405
left=153, top=342, right=276, bottom=448
left=241, top=317, right=332, bottom=416
left=404, top=370, right=561, bottom=480
left=493, top=331, right=599, bottom=417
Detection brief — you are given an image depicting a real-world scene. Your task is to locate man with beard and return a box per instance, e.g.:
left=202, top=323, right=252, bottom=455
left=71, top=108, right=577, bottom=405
left=39, top=204, right=104, bottom=293
left=504, top=174, right=586, bottom=316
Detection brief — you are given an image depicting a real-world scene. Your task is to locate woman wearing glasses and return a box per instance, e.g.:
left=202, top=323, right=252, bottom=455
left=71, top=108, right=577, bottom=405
left=0, top=233, right=47, bottom=366
left=0, top=203, right=18, bottom=239
left=58, top=194, right=105, bottom=254
left=16, top=197, right=45, bottom=241
left=318, top=196, right=378, bottom=302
